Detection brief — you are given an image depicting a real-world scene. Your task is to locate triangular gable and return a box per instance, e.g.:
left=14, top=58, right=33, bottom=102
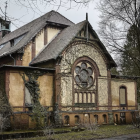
left=30, top=21, right=86, bottom=65
left=75, top=21, right=117, bottom=67
left=30, top=21, right=117, bottom=67
left=76, top=23, right=96, bottom=39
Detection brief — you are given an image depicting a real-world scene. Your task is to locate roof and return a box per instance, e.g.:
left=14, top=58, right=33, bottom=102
left=0, top=10, right=116, bottom=67
left=0, top=10, right=74, bottom=57
left=30, top=20, right=86, bottom=65
left=30, top=20, right=117, bottom=67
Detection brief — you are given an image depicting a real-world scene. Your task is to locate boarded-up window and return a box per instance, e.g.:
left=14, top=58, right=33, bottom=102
left=120, top=86, right=126, bottom=106
left=25, top=87, right=32, bottom=106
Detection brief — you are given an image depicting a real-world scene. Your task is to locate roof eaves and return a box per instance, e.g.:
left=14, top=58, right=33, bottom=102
left=0, top=22, right=47, bottom=59
left=55, top=21, right=86, bottom=59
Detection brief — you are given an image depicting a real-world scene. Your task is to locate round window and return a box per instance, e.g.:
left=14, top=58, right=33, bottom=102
left=74, top=62, right=95, bottom=88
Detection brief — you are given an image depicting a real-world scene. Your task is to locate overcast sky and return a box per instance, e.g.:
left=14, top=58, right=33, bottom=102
left=0, top=0, right=100, bottom=32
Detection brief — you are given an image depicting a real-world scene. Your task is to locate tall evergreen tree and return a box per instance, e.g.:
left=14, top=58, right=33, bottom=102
left=120, top=24, right=140, bottom=102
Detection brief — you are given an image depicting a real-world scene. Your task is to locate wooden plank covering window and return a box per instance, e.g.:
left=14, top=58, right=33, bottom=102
left=120, top=87, right=126, bottom=106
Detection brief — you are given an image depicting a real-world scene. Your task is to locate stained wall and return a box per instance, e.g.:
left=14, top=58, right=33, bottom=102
left=47, top=27, right=60, bottom=43
left=38, top=74, right=54, bottom=107
left=111, top=79, right=136, bottom=109
left=8, top=70, right=54, bottom=111
left=22, top=43, right=32, bottom=66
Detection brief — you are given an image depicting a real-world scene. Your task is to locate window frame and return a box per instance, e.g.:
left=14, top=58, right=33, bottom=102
left=119, top=86, right=127, bottom=107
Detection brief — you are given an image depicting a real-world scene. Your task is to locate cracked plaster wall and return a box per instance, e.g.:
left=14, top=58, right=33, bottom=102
left=111, top=79, right=136, bottom=110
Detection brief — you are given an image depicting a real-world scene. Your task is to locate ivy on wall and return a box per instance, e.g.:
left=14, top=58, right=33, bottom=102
left=0, top=72, right=12, bottom=130
left=20, top=70, right=48, bottom=129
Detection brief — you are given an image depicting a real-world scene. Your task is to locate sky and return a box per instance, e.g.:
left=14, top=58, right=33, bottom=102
left=0, top=0, right=100, bottom=32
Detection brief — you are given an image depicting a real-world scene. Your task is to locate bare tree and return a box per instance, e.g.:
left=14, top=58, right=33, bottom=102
left=97, top=0, right=140, bottom=68
left=0, top=0, right=94, bottom=29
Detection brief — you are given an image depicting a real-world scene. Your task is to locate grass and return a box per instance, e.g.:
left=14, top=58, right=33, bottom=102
left=13, top=125, right=140, bottom=140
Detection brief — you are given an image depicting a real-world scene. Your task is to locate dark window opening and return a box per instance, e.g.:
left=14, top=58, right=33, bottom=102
left=103, top=114, right=107, bottom=123
left=75, top=115, right=80, bottom=124
left=64, top=115, right=69, bottom=125
left=10, top=39, right=14, bottom=47
left=115, top=114, right=118, bottom=124
left=94, top=115, right=98, bottom=123
left=120, top=112, right=126, bottom=124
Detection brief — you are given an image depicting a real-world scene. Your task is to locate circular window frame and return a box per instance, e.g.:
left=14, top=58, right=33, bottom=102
left=73, top=60, right=96, bottom=89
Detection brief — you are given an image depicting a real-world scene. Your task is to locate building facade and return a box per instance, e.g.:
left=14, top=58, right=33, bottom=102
left=0, top=11, right=138, bottom=129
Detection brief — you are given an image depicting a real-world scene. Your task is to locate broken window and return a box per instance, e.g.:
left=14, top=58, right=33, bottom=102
left=120, top=86, right=127, bottom=106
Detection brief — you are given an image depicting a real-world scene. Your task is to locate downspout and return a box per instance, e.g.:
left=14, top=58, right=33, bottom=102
left=9, top=54, right=16, bottom=65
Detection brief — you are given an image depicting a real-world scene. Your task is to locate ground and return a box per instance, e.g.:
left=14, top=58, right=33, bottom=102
left=6, top=125, right=140, bottom=140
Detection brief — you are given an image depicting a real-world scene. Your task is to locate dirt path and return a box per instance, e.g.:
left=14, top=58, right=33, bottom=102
left=95, top=134, right=140, bottom=140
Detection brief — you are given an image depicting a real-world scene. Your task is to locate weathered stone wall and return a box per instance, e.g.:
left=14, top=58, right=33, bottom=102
left=60, top=42, right=108, bottom=107
left=98, top=77, right=108, bottom=107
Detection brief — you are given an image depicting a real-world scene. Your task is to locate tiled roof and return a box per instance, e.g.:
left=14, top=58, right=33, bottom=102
left=0, top=10, right=74, bottom=57
left=30, top=21, right=86, bottom=65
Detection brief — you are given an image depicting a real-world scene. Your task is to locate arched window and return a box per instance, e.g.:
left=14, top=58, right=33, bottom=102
left=72, top=57, right=100, bottom=107
left=75, top=115, right=80, bottom=124
left=120, top=86, right=127, bottom=107
left=64, top=115, right=69, bottom=125
left=103, top=114, right=107, bottom=123
left=94, top=115, right=98, bottom=123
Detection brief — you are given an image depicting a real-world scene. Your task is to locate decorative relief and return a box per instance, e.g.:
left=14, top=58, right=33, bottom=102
left=74, top=61, right=94, bottom=89
left=61, top=43, right=107, bottom=76
left=60, top=42, right=107, bottom=107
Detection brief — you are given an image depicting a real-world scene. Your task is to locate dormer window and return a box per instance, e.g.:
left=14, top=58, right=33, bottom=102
left=10, top=39, right=14, bottom=47
left=10, top=34, right=25, bottom=47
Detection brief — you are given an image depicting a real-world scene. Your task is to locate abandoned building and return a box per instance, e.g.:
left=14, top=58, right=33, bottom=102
left=0, top=11, right=138, bottom=129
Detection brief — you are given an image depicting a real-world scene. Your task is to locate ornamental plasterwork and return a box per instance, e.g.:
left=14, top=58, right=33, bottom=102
left=61, top=43, right=107, bottom=76
left=98, top=78, right=108, bottom=106
left=60, top=43, right=107, bottom=106
left=74, top=61, right=95, bottom=89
